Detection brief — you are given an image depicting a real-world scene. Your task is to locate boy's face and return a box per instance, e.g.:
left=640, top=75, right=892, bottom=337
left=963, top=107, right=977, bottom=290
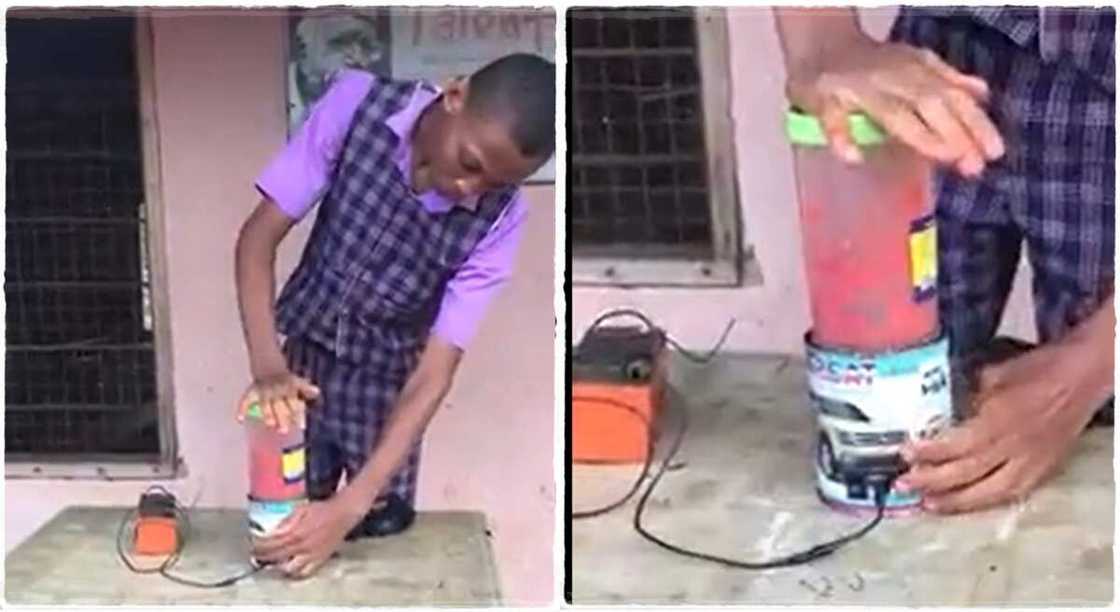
left=419, top=77, right=546, bottom=202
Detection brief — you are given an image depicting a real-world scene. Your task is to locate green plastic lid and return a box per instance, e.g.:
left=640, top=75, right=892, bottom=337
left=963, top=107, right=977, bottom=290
left=785, top=109, right=887, bottom=147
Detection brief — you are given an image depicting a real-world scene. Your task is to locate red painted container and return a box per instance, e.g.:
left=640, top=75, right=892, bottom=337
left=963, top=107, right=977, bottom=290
left=244, top=402, right=307, bottom=502
left=786, top=111, right=939, bottom=352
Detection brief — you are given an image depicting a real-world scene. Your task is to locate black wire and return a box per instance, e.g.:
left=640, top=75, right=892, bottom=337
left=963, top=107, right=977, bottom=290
left=115, top=507, right=168, bottom=575
left=116, top=485, right=263, bottom=588
left=666, top=318, right=735, bottom=364
left=574, top=396, right=887, bottom=569
left=571, top=397, right=656, bottom=519
left=578, top=308, right=736, bottom=365
left=574, top=308, right=886, bottom=567
left=159, top=561, right=262, bottom=589
left=572, top=308, right=734, bottom=519
left=633, top=397, right=887, bottom=569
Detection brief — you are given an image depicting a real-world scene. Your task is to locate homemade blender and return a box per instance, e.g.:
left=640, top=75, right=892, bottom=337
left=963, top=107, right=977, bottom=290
left=786, top=110, right=953, bottom=513
left=244, top=402, right=308, bottom=560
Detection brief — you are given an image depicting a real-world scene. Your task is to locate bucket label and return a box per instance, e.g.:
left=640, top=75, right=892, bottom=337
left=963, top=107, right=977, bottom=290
left=909, top=215, right=937, bottom=302
left=805, top=336, right=952, bottom=510
left=281, top=444, right=305, bottom=485
left=248, top=499, right=304, bottom=537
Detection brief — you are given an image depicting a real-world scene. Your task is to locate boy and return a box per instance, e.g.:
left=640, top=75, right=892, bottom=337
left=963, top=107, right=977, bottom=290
left=234, top=53, right=555, bottom=578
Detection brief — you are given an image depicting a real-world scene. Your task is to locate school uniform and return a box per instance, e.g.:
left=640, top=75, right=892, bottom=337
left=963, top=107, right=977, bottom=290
left=255, top=69, right=527, bottom=507
left=891, top=9, right=1114, bottom=364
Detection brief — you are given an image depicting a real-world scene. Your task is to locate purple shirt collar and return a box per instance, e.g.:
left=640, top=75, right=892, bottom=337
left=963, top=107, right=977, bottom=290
left=384, top=81, right=478, bottom=214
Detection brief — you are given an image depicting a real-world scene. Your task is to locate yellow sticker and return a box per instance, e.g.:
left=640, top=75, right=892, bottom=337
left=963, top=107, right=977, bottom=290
left=281, top=447, right=305, bottom=482
left=909, top=220, right=937, bottom=300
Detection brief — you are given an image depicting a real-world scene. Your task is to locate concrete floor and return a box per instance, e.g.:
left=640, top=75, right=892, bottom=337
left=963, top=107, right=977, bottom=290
left=571, top=354, right=1114, bottom=606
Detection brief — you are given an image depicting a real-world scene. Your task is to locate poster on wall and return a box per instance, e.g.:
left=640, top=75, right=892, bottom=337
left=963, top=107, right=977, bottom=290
left=287, top=7, right=556, bottom=183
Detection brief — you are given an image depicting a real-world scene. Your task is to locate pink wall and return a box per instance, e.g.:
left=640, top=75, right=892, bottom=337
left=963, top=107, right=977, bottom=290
left=572, top=7, right=1037, bottom=354
left=5, top=11, right=555, bottom=605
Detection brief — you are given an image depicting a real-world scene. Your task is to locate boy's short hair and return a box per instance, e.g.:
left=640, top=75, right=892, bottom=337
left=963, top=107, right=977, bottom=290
left=467, top=53, right=556, bottom=159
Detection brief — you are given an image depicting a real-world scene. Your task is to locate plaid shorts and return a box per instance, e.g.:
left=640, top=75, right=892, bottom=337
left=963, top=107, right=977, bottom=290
left=891, top=12, right=1115, bottom=367
left=283, top=336, right=423, bottom=506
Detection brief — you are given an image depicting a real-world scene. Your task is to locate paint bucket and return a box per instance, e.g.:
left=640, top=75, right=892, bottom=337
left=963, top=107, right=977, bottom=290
left=805, top=332, right=952, bottom=512
left=244, top=402, right=307, bottom=538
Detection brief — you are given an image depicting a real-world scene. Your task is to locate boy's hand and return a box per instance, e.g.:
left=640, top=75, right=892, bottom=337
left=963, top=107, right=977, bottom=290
left=236, top=371, right=321, bottom=434
left=251, top=494, right=367, bottom=579
left=786, top=37, right=1004, bottom=176
left=895, top=338, right=1109, bottom=513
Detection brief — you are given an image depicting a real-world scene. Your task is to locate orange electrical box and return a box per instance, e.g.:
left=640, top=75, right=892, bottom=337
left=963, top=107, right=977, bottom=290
left=572, top=325, right=668, bottom=464
left=133, top=488, right=181, bottom=556
left=134, top=516, right=179, bottom=556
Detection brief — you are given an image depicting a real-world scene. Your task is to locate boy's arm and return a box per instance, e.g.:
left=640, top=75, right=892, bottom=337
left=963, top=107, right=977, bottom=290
left=236, top=70, right=375, bottom=430
left=898, top=292, right=1114, bottom=513
left=773, top=7, right=867, bottom=79
left=338, top=336, right=463, bottom=512
left=253, top=334, right=466, bottom=577
left=343, top=193, right=529, bottom=508
left=772, top=7, right=1003, bottom=175
left=233, top=199, right=309, bottom=390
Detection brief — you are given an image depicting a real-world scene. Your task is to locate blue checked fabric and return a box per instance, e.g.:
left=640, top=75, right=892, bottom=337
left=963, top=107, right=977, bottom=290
left=274, top=75, right=516, bottom=504
left=907, top=7, right=1114, bottom=93
left=891, top=9, right=1115, bottom=367
left=284, top=336, right=421, bottom=503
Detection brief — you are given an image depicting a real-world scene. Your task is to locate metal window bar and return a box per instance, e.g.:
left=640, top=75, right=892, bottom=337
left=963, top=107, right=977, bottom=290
left=569, top=7, right=714, bottom=257
left=5, top=17, right=160, bottom=458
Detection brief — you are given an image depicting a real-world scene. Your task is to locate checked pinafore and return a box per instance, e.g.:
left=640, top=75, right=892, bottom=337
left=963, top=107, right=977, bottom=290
left=890, top=8, right=1115, bottom=374
left=273, top=75, right=516, bottom=505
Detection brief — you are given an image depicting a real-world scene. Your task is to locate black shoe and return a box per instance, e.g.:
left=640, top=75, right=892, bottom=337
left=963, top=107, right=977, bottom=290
left=1089, top=397, right=1114, bottom=428
left=344, top=493, right=416, bottom=541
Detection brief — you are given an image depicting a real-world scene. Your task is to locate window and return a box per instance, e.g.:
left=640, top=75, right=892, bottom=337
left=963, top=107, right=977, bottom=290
left=569, top=7, right=742, bottom=286
left=5, top=12, right=176, bottom=478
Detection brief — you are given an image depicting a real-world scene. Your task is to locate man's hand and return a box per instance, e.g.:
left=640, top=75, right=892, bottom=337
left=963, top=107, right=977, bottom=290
left=236, top=370, right=321, bottom=434
left=251, top=494, right=366, bottom=579
left=896, top=332, right=1112, bottom=514
left=783, top=29, right=1005, bottom=175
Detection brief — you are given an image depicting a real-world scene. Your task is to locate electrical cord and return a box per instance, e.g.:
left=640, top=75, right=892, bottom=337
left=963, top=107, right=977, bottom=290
left=636, top=396, right=888, bottom=568
left=573, top=395, right=889, bottom=568
left=571, top=397, right=654, bottom=519
left=571, top=308, right=732, bottom=517
left=572, top=308, right=890, bottom=568
left=568, top=307, right=734, bottom=517
left=578, top=308, right=735, bottom=365
left=116, top=485, right=263, bottom=588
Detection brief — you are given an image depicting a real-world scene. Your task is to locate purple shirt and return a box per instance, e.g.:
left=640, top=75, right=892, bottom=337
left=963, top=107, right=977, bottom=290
left=256, top=70, right=527, bottom=350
